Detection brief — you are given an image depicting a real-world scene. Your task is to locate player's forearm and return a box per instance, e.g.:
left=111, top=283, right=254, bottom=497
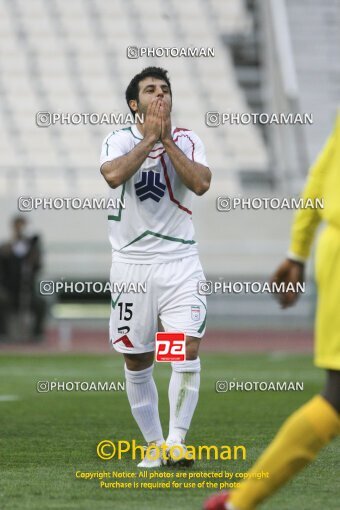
left=101, top=136, right=156, bottom=188
left=162, top=139, right=211, bottom=195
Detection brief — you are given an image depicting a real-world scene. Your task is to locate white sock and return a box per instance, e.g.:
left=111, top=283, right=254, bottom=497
left=124, top=364, right=164, bottom=444
left=167, top=357, right=201, bottom=444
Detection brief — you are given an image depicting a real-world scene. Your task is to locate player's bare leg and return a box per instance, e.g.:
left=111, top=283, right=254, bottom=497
left=166, top=336, right=201, bottom=466
left=322, top=369, right=340, bottom=412
left=124, top=351, right=166, bottom=467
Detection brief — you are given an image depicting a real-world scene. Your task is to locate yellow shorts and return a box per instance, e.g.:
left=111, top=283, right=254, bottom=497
left=314, top=224, right=340, bottom=370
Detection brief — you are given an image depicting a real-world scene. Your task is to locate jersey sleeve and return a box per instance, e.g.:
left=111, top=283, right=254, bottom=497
left=288, top=125, right=336, bottom=261
left=181, top=131, right=208, bottom=166
left=100, top=130, right=132, bottom=167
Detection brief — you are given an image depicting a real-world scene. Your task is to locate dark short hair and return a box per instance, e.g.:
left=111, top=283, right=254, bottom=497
left=125, top=67, right=172, bottom=116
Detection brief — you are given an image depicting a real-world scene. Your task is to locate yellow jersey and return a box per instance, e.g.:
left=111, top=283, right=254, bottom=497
left=289, top=112, right=340, bottom=260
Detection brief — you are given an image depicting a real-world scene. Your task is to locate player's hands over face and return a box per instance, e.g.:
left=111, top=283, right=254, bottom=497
left=160, top=100, right=172, bottom=143
left=270, top=258, right=305, bottom=308
left=143, top=98, right=162, bottom=143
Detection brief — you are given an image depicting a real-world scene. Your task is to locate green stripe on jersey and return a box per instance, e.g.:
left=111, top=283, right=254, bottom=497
left=105, top=131, right=116, bottom=156
left=108, top=183, right=126, bottom=222
left=121, top=230, right=196, bottom=249
left=127, top=126, right=143, bottom=140
left=197, top=313, right=207, bottom=334
left=105, top=127, right=131, bottom=155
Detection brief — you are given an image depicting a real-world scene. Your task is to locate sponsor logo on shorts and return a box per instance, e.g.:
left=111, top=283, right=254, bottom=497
left=113, top=335, right=134, bottom=348
left=155, top=332, right=186, bottom=362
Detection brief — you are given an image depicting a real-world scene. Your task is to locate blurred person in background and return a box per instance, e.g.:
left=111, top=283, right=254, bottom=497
left=0, top=215, right=46, bottom=342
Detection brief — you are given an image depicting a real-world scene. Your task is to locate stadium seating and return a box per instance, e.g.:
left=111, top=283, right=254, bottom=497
left=285, top=0, right=340, bottom=163
left=0, top=0, right=268, bottom=190
left=0, top=0, right=338, bottom=294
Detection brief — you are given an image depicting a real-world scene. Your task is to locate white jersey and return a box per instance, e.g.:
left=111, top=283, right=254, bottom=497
left=100, top=125, right=208, bottom=264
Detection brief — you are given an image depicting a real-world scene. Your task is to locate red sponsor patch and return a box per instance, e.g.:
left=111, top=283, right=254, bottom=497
left=155, top=332, right=186, bottom=362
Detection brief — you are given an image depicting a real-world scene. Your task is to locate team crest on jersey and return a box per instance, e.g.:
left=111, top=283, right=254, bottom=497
left=135, top=170, right=166, bottom=202
left=191, top=305, right=201, bottom=321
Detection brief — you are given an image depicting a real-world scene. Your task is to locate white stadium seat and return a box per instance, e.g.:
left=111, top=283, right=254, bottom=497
left=0, top=0, right=272, bottom=277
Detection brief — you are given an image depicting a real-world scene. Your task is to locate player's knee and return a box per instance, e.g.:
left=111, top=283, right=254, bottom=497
left=185, top=338, right=200, bottom=360
left=123, top=352, right=154, bottom=371
left=172, top=357, right=201, bottom=373
left=322, top=370, right=340, bottom=413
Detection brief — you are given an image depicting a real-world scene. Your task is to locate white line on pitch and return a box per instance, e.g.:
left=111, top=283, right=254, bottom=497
left=0, top=395, right=20, bottom=401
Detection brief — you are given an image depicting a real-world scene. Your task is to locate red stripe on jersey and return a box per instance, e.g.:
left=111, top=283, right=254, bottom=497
left=147, top=133, right=196, bottom=161
left=147, top=150, right=166, bottom=159
left=173, top=127, right=190, bottom=134
left=149, top=144, right=165, bottom=153
left=175, top=133, right=195, bottom=161
left=160, top=155, right=192, bottom=215
left=147, top=129, right=190, bottom=153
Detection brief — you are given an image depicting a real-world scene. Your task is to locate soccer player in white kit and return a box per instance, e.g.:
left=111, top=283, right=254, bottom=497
left=100, top=67, right=211, bottom=467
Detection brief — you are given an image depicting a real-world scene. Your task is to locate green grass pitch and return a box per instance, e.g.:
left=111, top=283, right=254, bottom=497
left=0, top=352, right=338, bottom=509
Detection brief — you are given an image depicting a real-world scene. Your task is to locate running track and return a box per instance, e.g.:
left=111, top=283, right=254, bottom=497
left=0, top=328, right=313, bottom=354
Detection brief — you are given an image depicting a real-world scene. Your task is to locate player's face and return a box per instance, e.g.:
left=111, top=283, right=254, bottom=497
left=136, top=77, right=172, bottom=116
left=13, top=218, right=27, bottom=238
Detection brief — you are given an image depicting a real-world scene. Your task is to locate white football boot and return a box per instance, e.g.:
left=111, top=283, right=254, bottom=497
left=166, top=441, right=195, bottom=467
left=137, top=442, right=168, bottom=468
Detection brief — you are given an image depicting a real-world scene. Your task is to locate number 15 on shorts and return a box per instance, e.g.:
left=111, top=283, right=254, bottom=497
left=155, top=332, right=186, bottom=362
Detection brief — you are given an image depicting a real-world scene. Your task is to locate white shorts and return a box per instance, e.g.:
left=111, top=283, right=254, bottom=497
left=109, top=255, right=207, bottom=354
